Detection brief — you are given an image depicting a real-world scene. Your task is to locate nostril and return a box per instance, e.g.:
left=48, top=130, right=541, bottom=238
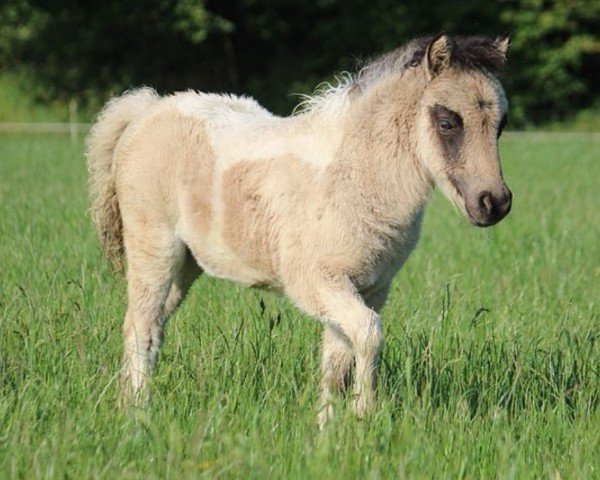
left=500, top=187, right=513, bottom=213
left=478, top=191, right=493, bottom=215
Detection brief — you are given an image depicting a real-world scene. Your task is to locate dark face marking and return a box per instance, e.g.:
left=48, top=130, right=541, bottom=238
left=497, top=113, right=507, bottom=138
left=429, top=104, right=464, bottom=164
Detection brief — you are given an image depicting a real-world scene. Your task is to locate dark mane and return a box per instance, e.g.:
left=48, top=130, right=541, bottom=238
left=354, top=34, right=505, bottom=91
left=450, top=35, right=507, bottom=73
left=299, top=34, right=506, bottom=113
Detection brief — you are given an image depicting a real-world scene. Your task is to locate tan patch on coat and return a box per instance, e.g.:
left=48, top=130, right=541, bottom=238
left=221, top=156, right=317, bottom=277
left=168, top=112, right=215, bottom=236
left=117, top=108, right=215, bottom=238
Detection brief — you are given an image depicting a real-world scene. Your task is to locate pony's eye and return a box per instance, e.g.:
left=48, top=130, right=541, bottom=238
left=438, top=119, right=454, bottom=133
left=430, top=105, right=463, bottom=135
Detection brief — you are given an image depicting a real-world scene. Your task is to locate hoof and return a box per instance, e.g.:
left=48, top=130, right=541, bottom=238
left=317, top=403, right=335, bottom=430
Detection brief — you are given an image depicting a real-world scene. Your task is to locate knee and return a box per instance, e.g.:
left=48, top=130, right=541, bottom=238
left=361, top=312, right=383, bottom=354
left=343, top=310, right=382, bottom=356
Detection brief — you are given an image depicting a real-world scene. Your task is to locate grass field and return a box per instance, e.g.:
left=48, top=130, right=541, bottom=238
left=0, top=132, right=598, bottom=479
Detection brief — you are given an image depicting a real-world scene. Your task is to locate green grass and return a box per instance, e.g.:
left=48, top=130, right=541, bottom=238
left=0, top=132, right=598, bottom=479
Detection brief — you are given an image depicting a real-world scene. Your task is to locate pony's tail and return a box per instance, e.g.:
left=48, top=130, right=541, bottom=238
left=86, top=87, right=159, bottom=270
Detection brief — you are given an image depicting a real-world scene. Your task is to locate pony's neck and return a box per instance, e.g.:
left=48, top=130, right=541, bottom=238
left=325, top=72, right=433, bottom=229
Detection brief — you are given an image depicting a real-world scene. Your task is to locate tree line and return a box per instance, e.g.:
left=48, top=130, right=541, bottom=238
left=1, top=0, right=598, bottom=125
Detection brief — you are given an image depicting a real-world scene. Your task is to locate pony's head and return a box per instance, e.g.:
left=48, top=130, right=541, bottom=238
left=416, top=34, right=512, bottom=227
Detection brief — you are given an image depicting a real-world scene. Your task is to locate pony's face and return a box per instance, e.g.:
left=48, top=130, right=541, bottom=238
left=417, top=36, right=512, bottom=227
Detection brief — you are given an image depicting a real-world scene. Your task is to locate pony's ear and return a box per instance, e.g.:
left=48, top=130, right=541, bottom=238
left=426, top=33, right=453, bottom=79
left=493, top=35, right=510, bottom=62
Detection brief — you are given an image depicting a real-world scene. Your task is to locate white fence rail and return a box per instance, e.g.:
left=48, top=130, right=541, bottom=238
left=0, top=99, right=92, bottom=141
left=0, top=122, right=91, bottom=143
left=0, top=122, right=90, bottom=132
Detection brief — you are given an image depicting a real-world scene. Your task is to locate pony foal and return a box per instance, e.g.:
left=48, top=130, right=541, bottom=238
left=87, top=34, right=512, bottom=426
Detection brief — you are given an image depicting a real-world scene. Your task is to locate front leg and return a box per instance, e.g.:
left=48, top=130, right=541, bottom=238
left=288, top=274, right=383, bottom=422
left=337, top=297, right=382, bottom=417
left=318, top=325, right=354, bottom=428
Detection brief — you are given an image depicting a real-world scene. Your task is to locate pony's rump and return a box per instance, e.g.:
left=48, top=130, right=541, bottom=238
left=86, top=88, right=159, bottom=269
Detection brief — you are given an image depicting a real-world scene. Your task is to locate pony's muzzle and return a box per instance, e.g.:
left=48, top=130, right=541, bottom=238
left=468, top=185, right=512, bottom=227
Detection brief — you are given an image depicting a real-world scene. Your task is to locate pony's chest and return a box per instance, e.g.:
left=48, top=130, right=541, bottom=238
left=355, top=214, right=424, bottom=291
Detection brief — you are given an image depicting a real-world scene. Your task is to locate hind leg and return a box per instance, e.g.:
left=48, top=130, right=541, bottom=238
left=120, top=230, right=186, bottom=402
left=164, top=248, right=203, bottom=318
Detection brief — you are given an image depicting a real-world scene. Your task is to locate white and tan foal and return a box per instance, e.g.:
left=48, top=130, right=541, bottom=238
left=87, top=34, right=512, bottom=426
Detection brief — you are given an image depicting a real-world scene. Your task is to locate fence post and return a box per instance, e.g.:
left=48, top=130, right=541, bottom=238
left=69, top=99, right=78, bottom=144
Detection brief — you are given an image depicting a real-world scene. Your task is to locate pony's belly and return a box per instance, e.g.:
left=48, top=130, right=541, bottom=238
left=186, top=232, right=280, bottom=288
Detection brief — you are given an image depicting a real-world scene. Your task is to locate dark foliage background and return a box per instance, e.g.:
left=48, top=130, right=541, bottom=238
left=1, top=0, right=598, bottom=124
